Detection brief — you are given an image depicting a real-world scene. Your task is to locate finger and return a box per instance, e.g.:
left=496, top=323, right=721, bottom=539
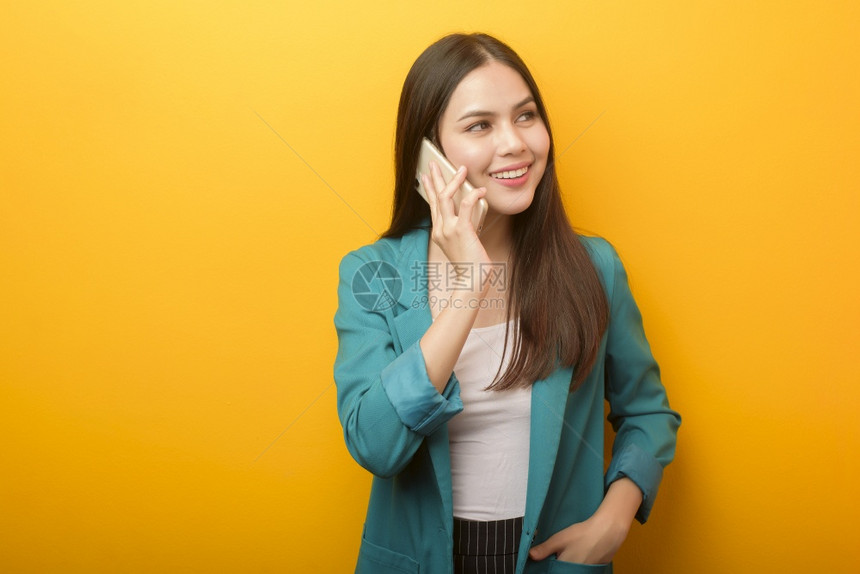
left=528, top=533, right=563, bottom=561
left=430, top=161, right=458, bottom=221
left=430, top=160, right=468, bottom=201
left=422, top=172, right=436, bottom=208
left=446, top=162, right=469, bottom=190
left=422, top=173, right=441, bottom=225
left=428, top=160, right=448, bottom=196
left=440, top=164, right=469, bottom=207
left=456, top=187, right=486, bottom=233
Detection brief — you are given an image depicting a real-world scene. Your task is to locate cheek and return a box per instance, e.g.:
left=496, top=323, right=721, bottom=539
left=448, top=145, right=492, bottom=175
left=444, top=141, right=491, bottom=173
left=528, top=127, right=551, bottom=163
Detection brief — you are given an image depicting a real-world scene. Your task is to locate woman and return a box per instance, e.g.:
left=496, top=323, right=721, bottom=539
left=334, top=33, right=680, bottom=574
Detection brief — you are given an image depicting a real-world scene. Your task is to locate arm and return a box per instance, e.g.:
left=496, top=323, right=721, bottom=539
left=420, top=281, right=489, bottom=391
left=530, top=240, right=681, bottom=564
left=602, top=242, right=681, bottom=523
left=334, top=165, right=491, bottom=478
left=334, top=250, right=464, bottom=478
left=420, top=163, right=491, bottom=391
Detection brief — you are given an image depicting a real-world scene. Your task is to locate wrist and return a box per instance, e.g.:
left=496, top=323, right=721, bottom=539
left=448, top=281, right=489, bottom=302
left=591, top=506, right=632, bottom=540
left=594, top=478, right=642, bottom=531
left=444, top=290, right=486, bottom=319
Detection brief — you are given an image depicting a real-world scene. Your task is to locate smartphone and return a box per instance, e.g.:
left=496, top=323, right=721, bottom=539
left=415, top=138, right=488, bottom=232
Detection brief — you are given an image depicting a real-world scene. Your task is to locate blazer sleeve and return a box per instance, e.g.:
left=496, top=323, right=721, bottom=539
left=333, top=249, right=463, bottom=478
left=597, top=241, right=681, bottom=523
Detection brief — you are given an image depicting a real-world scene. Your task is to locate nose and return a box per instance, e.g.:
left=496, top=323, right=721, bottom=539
left=495, top=122, right=527, bottom=156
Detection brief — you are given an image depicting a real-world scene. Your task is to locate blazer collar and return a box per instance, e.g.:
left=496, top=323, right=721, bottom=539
left=389, top=221, right=433, bottom=352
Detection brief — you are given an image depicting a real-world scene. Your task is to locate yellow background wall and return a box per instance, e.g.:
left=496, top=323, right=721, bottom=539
left=2, top=1, right=858, bottom=572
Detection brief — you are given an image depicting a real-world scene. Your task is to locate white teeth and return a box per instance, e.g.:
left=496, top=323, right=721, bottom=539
left=491, top=166, right=529, bottom=179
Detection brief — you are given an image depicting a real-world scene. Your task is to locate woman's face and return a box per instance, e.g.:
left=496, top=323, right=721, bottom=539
left=437, top=61, right=550, bottom=217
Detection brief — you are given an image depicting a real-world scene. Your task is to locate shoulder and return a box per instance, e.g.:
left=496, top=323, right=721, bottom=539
left=339, top=237, right=398, bottom=269
left=578, top=234, right=620, bottom=276
left=577, top=233, right=630, bottom=305
left=338, top=225, right=429, bottom=277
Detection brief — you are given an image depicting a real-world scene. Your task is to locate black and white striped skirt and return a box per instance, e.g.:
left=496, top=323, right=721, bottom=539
left=452, top=516, right=524, bottom=574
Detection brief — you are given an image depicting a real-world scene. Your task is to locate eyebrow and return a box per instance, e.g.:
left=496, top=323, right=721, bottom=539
left=456, top=96, right=536, bottom=122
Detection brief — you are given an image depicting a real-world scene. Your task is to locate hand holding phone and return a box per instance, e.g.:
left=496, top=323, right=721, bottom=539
left=415, top=138, right=488, bottom=233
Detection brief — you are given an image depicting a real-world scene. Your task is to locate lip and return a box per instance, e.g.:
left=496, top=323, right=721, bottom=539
left=489, top=161, right=532, bottom=175
left=488, top=161, right=533, bottom=188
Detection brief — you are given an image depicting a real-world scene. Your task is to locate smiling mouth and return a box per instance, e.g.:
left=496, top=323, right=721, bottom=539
left=490, top=166, right=529, bottom=180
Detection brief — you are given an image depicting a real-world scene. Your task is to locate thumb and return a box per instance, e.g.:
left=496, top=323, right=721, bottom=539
left=528, top=533, right=561, bottom=561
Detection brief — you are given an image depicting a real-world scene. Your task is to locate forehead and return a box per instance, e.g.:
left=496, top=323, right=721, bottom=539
left=444, top=61, right=533, bottom=115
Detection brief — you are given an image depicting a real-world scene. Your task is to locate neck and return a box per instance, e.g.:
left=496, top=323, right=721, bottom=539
left=478, top=212, right=514, bottom=262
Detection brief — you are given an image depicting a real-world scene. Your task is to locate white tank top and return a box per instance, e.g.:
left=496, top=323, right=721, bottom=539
left=449, top=320, right=532, bottom=520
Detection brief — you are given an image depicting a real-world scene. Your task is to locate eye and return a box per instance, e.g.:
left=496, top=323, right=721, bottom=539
left=517, top=110, right=538, bottom=122
left=466, top=120, right=490, bottom=132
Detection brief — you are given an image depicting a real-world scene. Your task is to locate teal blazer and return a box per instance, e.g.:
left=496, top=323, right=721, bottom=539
left=334, top=223, right=680, bottom=574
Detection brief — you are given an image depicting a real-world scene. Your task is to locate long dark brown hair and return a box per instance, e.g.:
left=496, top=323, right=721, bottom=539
left=383, top=33, right=609, bottom=390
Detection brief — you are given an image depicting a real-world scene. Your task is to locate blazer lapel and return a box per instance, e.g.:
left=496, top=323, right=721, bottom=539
left=390, top=223, right=431, bottom=353
left=523, top=365, right=573, bottom=535
left=388, top=224, right=456, bottom=523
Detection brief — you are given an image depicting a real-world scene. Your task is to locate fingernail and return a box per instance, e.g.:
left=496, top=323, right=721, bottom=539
left=457, top=166, right=466, bottom=174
